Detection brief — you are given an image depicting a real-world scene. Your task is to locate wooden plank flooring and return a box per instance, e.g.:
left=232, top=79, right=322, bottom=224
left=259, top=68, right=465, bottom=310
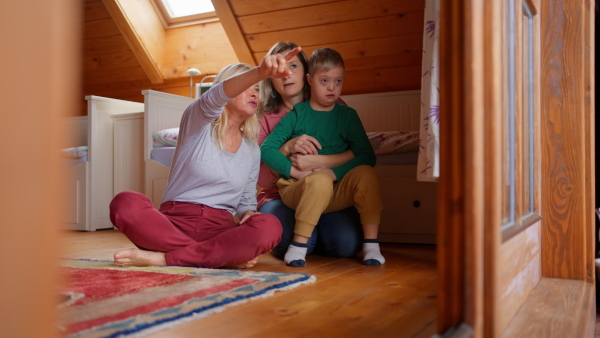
left=60, top=229, right=438, bottom=337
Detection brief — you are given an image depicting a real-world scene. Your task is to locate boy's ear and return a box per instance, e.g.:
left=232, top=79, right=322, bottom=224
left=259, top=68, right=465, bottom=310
left=306, top=73, right=313, bottom=86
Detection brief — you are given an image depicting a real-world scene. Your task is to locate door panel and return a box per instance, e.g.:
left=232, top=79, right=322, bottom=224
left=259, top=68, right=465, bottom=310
left=437, top=0, right=594, bottom=336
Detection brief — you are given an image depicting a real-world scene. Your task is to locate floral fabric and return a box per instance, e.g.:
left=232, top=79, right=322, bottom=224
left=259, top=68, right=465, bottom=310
left=417, top=0, right=440, bottom=182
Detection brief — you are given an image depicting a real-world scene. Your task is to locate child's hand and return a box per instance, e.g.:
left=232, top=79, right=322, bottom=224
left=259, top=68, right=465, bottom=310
left=258, top=47, right=302, bottom=79
left=312, top=167, right=337, bottom=181
left=293, top=134, right=321, bottom=155
left=289, top=153, right=319, bottom=171
left=290, top=167, right=314, bottom=180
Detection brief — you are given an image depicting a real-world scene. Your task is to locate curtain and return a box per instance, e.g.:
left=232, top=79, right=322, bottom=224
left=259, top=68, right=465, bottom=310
left=417, top=0, right=440, bottom=182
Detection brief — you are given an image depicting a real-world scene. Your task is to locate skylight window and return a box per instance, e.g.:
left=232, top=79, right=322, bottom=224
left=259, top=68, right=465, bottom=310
left=162, top=0, right=214, bottom=18
left=152, top=0, right=218, bottom=28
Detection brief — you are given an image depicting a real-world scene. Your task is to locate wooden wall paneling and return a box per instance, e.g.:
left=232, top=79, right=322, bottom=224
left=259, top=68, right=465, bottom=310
left=163, top=23, right=239, bottom=79
left=211, top=0, right=255, bottom=65
left=85, top=66, right=149, bottom=84
left=369, top=65, right=422, bottom=91
left=437, top=0, right=466, bottom=332
left=83, top=18, right=121, bottom=39
left=342, top=66, right=421, bottom=95
left=540, top=0, right=588, bottom=280
left=236, top=0, right=424, bottom=35
left=83, top=50, right=140, bottom=71
left=252, top=34, right=424, bottom=69
left=583, top=0, right=596, bottom=284
left=83, top=35, right=131, bottom=55
left=84, top=0, right=112, bottom=21
left=245, top=13, right=424, bottom=53
left=230, top=0, right=336, bottom=16
left=344, top=53, right=421, bottom=72
left=101, top=0, right=165, bottom=84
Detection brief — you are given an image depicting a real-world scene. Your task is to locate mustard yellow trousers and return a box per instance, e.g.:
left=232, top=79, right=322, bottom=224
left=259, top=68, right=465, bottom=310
left=277, top=165, right=383, bottom=238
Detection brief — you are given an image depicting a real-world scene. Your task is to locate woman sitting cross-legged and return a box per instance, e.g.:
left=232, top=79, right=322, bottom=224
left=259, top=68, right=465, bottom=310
left=109, top=49, right=302, bottom=268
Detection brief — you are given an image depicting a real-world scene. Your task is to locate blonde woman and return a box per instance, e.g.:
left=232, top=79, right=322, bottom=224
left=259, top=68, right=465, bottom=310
left=109, top=49, right=301, bottom=268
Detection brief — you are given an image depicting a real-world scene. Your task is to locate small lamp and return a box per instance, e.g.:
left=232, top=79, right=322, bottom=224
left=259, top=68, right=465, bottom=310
left=187, top=68, right=201, bottom=98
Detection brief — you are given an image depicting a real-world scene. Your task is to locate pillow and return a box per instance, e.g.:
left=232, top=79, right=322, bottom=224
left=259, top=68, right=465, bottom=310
left=153, top=127, right=179, bottom=147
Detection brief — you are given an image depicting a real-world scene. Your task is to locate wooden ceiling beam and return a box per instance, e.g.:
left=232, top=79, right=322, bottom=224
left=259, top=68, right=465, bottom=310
left=211, top=0, right=256, bottom=66
left=101, top=0, right=164, bottom=84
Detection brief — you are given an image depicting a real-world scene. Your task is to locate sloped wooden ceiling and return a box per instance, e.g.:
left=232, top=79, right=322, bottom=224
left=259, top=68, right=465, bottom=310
left=82, top=0, right=238, bottom=107
left=81, top=0, right=424, bottom=114
left=218, top=0, right=425, bottom=95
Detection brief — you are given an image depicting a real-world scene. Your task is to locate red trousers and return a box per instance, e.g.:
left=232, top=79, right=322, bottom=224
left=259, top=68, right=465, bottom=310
left=109, top=191, right=282, bottom=268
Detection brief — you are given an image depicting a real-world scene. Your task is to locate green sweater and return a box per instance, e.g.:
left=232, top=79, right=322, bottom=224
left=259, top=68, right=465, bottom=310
left=260, top=101, right=376, bottom=180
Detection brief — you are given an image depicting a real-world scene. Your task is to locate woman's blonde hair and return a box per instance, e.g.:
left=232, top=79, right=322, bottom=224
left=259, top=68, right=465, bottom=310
left=211, top=63, right=260, bottom=151
left=258, top=41, right=310, bottom=118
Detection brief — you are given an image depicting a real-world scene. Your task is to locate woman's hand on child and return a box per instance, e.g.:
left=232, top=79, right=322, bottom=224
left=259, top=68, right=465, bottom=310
left=293, top=134, right=321, bottom=155
left=258, top=47, right=302, bottom=79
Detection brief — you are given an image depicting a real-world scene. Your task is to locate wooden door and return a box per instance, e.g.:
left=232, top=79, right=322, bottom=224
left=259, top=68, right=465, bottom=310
left=436, top=0, right=595, bottom=336
left=0, top=0, right=81, bottom=337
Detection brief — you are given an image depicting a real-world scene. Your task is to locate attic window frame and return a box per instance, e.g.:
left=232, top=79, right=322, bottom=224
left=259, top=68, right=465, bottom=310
left=151, top=0, right=219, bottom=29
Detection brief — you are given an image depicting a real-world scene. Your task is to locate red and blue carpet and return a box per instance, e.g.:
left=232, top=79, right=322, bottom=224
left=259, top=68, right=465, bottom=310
left=58, top=259, right=315, bottom=337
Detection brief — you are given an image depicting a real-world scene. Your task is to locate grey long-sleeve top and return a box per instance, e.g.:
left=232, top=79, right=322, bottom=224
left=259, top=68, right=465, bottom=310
left=161, top=82, right=260, bottom=219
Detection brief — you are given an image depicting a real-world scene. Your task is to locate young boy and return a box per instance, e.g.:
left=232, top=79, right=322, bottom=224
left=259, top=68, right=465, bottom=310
left=260, top=48, right=384, bottom=267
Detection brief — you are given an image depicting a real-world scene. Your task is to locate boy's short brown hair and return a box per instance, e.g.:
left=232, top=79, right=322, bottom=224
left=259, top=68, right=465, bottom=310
left=309, top=48, right=345, bottom=76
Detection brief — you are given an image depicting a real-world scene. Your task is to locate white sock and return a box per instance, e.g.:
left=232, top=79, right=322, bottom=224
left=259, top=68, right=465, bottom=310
left=284, top=242, right=307, bottom=267
left=363, top=241, right=385, bottom=265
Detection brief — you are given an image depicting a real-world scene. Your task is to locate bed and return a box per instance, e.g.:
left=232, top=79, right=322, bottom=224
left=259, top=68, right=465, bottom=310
left=342, top=91, right=438, bottom=244
left=142, top=90, right=437, bottom=244
left=142, top=90, right=194, bottom=208
left=62, top=96, right=144, bottom=231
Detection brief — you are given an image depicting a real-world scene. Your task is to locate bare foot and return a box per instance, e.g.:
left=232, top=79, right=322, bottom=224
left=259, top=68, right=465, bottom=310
left=224, top=257, right=258, bottom=269
left=114, top=248, right=167, bottom=267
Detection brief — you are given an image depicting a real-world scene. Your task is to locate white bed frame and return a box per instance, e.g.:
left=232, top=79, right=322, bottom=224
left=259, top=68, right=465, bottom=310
left=63, top=96, right=144, bottom=231
left=342, top=91, right=438, bottom=244
left=142, top=90, right=194, bottom=208
left=140, top=89, right=437, bottom=244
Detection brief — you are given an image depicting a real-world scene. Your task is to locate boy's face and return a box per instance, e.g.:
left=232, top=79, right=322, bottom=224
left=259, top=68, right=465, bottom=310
left=306, top=66, right=344, bottom=111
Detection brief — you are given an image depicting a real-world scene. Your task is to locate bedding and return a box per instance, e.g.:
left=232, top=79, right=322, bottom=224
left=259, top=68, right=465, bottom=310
left=151, top=146, right=176, bottom=167
left=150, top=129, right=420, bottom=167
left=367, top=131, right=419, bottom=155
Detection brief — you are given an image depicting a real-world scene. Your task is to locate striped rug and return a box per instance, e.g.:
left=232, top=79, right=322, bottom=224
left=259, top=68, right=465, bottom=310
left=58, top=259, right=315, bottom=337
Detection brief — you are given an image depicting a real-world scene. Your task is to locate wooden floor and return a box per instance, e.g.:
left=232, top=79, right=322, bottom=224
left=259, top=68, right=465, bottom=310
left=60, top=229, right=438, bottom=338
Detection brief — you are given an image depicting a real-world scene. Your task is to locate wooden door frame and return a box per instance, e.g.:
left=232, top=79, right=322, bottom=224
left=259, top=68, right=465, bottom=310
left=437, top=0, right=595, bottom=336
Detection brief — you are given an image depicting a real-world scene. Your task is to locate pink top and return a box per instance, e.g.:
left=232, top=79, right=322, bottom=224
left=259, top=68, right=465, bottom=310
left=257, top=106, right=288, bottom=209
